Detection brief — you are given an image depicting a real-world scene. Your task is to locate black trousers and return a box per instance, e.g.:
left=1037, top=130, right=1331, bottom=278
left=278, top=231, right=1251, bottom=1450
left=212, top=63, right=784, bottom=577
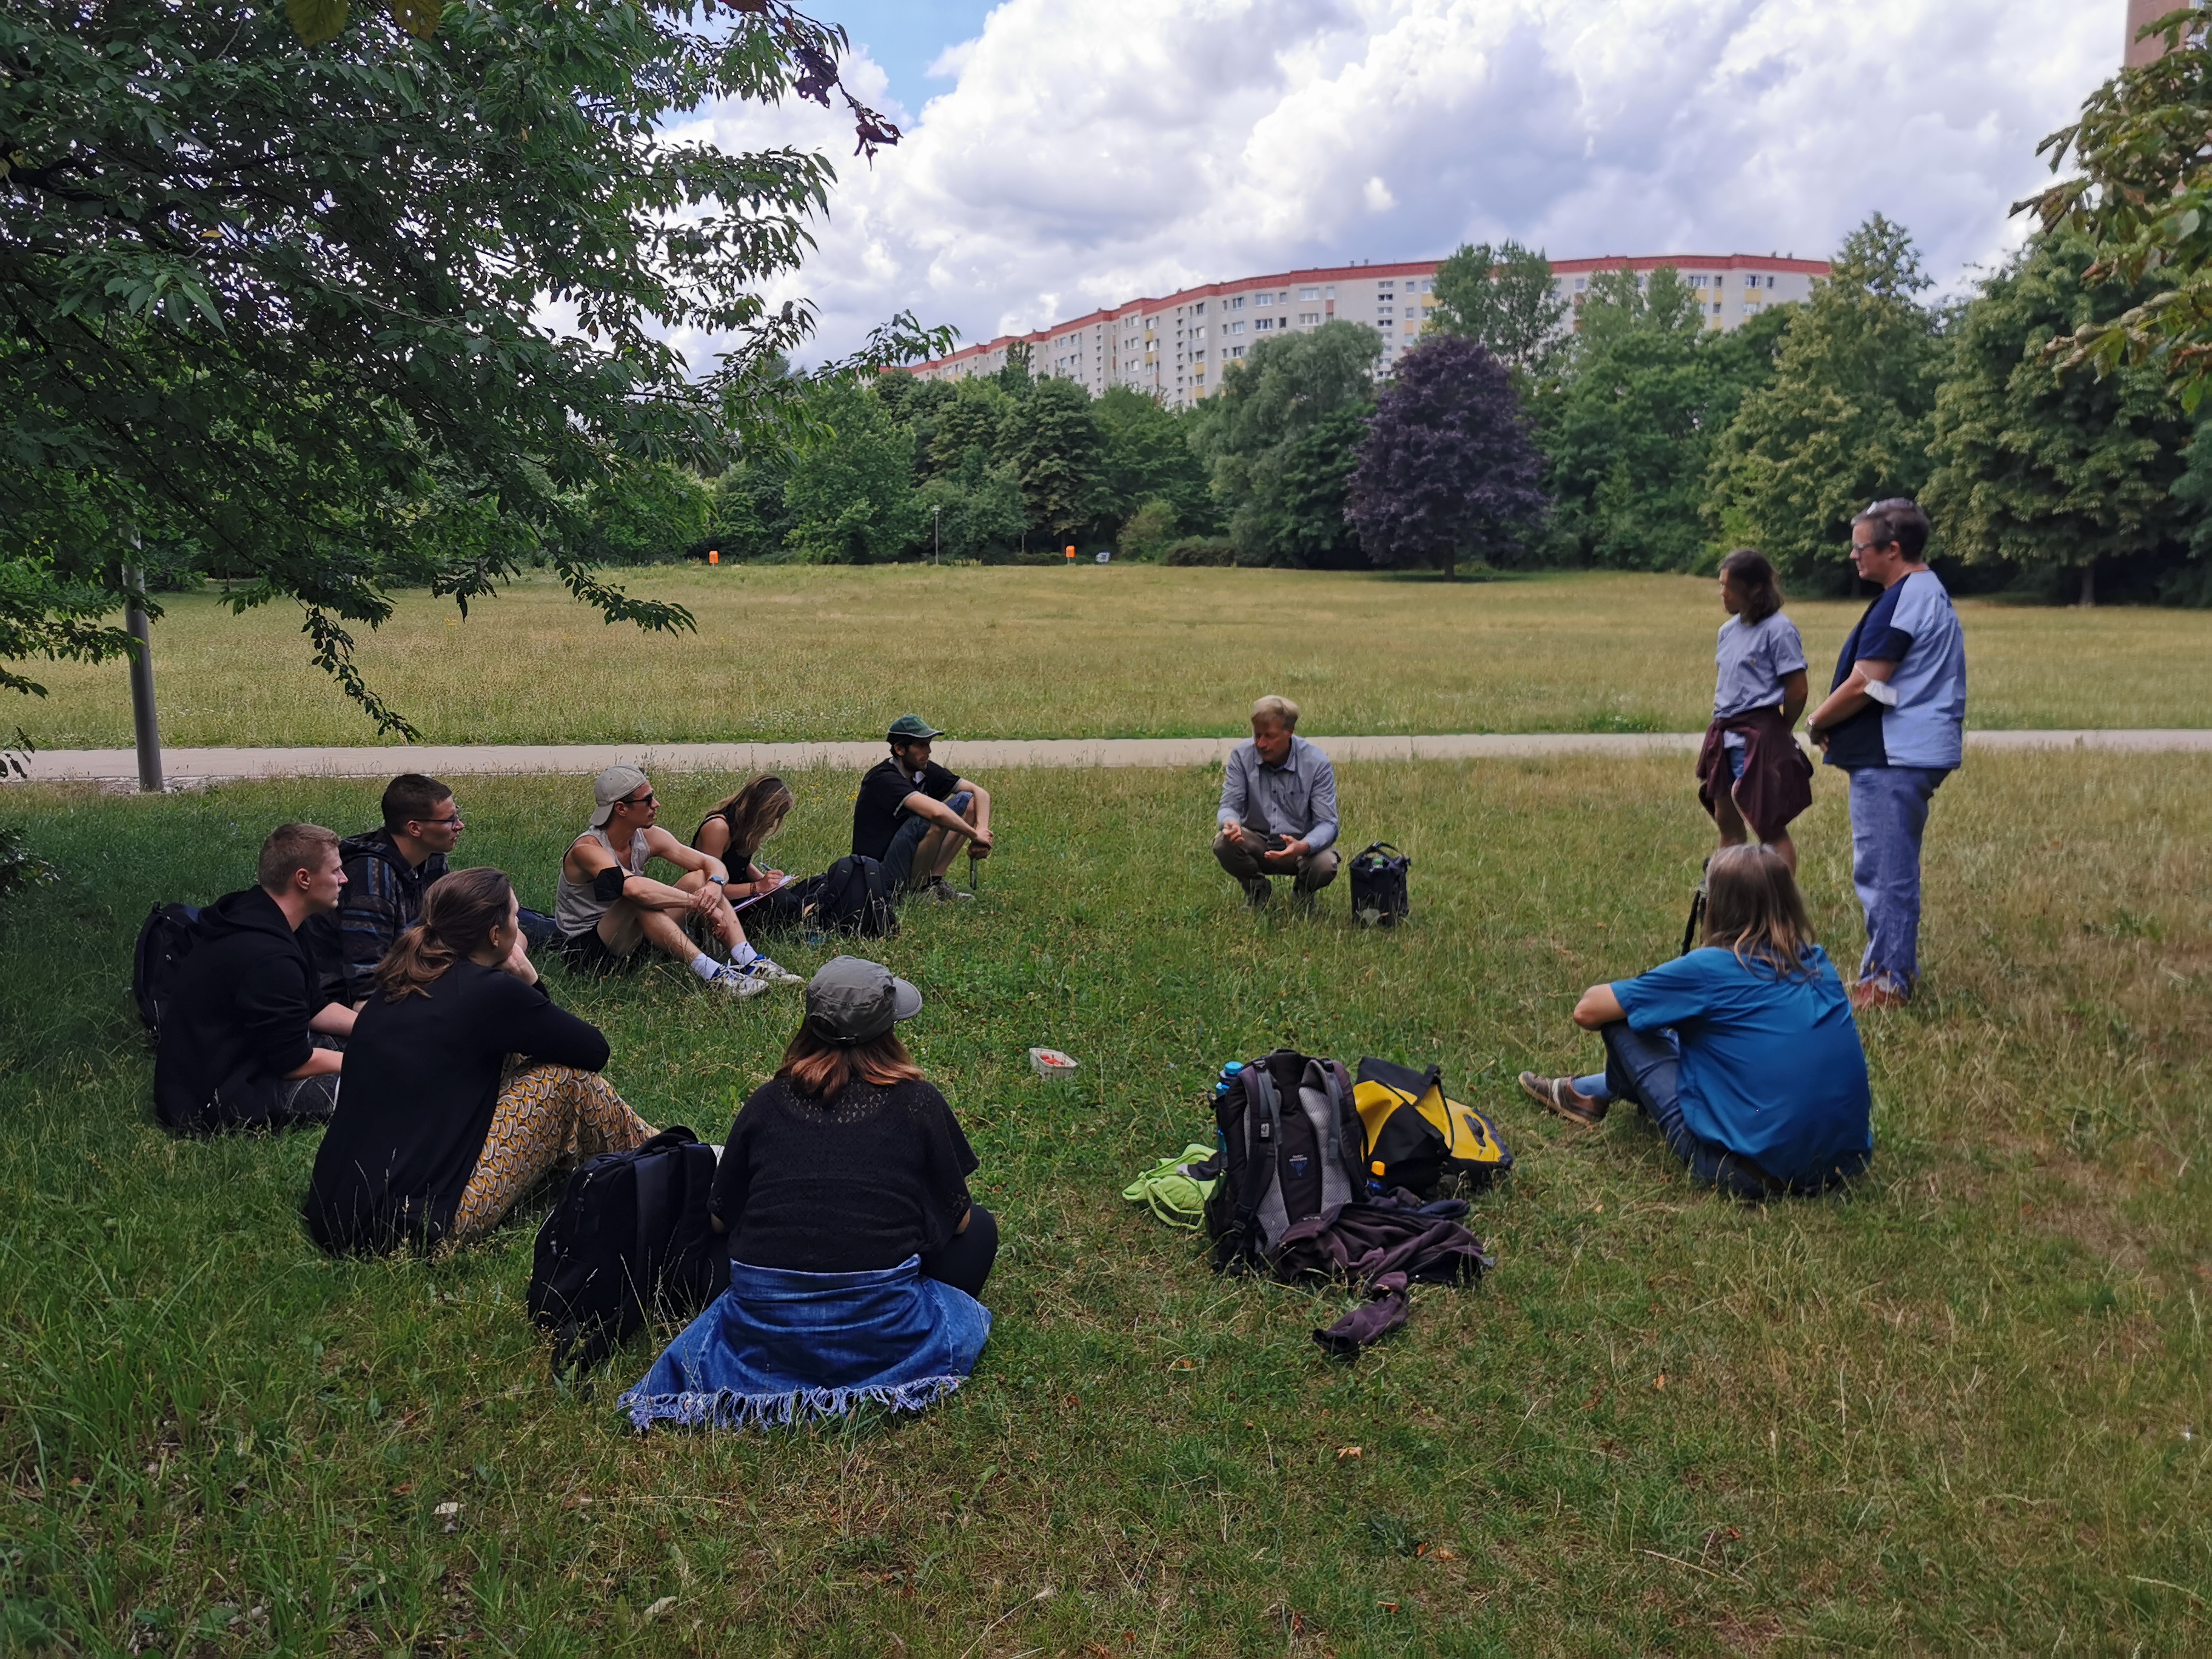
left=920, top=1204, right=998, bottom=1298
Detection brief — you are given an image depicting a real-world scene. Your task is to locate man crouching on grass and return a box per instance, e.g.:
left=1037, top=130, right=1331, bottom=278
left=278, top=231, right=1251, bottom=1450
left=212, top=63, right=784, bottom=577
left=1215, top=695, right=1339, bottom=910
left=554, top=765, right=800, bottom=997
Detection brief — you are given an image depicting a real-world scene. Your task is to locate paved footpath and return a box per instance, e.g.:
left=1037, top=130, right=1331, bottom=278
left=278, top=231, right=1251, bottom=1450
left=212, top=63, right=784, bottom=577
left=17, top=729, right=2212, bottom=786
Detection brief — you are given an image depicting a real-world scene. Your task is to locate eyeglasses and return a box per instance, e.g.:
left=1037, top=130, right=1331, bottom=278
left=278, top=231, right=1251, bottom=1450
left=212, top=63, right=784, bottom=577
left=619, top=790, right=655, bottom=808
left=417, top=814, right=464, bottom=829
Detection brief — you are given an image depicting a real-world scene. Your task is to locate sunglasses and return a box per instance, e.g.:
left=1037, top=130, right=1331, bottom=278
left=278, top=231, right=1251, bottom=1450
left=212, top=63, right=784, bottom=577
left=618, top=790, right=655, bottom=809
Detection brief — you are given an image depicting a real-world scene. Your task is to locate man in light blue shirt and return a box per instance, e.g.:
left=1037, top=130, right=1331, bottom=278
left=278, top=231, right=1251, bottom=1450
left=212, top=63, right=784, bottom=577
left=1805, top=498, right=1968, bottom=1011
left=1215, top=695, right=1339, bottom=909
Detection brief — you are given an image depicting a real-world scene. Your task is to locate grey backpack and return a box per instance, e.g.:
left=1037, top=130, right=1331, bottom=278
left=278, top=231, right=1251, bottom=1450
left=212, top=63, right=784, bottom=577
left=1204, top=1050, right=1364, bottom=1272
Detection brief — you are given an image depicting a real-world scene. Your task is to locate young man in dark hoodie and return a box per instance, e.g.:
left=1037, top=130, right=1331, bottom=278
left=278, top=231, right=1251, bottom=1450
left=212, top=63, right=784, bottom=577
left=155, top=823, right=359, bottom=1133
left=304, top=773, right=461, bottom=1006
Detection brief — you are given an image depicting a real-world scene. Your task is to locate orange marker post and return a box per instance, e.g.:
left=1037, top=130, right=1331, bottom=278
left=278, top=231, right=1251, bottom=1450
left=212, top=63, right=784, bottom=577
left=1065, top=545, right=1076, bottom=563
left=708, top=549, right=719, bottom=566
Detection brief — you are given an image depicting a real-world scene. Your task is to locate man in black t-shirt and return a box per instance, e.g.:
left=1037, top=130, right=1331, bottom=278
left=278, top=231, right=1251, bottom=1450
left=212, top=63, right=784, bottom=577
left=851, top=715, right=994, bottom=902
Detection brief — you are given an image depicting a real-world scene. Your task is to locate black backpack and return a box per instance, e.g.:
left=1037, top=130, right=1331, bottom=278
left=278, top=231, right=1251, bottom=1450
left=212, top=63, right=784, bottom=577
left=804, top=854, right=899, bottom=939
left=527, top=1127, right=730, bottom=1375
left=1204, top=1050, right=1364, bottom=1272
left=132, top=902, right=202, bottom=1041
left=1348, top=843, right=1410, bottom=927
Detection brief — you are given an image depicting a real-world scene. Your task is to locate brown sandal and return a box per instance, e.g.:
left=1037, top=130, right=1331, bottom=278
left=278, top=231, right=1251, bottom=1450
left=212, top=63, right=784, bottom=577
left=1517, top=1070, right=1607, bottom=1128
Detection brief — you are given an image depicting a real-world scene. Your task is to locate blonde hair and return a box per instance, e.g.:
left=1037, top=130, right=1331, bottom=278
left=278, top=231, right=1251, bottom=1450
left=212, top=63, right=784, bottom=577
left=1250, top=694, right=1299, bottom=729
left=1703, top=845, right=1816, bottom=977
left=256, top=823, right=339, bottom=893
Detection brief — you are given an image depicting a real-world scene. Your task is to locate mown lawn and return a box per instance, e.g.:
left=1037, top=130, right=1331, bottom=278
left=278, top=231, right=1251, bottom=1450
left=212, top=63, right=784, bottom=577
left=19, top=566, right=2212, bottom=748
left=2, top=753, right=2208, bottom=1654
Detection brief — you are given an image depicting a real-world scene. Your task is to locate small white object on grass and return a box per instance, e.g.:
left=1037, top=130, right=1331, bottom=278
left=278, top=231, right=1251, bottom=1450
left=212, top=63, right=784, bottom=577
left=1029, top=1047, right=1079, bottom=1081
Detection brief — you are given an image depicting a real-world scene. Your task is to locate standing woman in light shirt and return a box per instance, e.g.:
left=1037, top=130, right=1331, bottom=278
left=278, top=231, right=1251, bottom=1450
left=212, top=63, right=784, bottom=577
left=1695, top=549, right=1812, bottom=873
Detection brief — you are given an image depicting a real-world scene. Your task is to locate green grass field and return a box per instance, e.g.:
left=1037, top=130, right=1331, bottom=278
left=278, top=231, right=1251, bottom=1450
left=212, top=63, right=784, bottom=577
left=4, top=752, right=2209, bottom=1652
left=18, top=566, right=2212, bottom=748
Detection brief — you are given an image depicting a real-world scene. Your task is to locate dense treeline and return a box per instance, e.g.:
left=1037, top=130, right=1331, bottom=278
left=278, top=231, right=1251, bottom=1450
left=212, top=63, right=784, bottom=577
left=634, top=212, right=2208, bottom=604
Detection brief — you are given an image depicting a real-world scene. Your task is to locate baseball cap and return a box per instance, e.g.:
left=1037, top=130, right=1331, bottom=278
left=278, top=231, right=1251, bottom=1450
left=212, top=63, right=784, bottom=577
left=805, top=955, right=923, bottom=1045
left=589, top=764, right=651, bottom=828
left=886, top=714, right=946, bottom=743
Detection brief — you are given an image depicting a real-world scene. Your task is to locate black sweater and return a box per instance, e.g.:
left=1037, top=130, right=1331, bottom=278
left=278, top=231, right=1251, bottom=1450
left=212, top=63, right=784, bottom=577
left=303, top=961, right=609, bottom=1255
left=712, top=1077, right=976, bottom=1272
left=154, top=886, right=335, bottom=1133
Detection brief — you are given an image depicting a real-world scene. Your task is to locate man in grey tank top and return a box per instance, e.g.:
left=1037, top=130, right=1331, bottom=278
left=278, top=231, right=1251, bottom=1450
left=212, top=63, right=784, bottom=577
left=554, top=766, right=800, bottom=997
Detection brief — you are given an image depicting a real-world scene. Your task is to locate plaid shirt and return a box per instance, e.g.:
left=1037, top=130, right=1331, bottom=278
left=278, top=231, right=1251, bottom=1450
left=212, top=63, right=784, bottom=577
left=304, top=830, right=447, bottom=1003
left=1216, top=735, right=1339, bottom=853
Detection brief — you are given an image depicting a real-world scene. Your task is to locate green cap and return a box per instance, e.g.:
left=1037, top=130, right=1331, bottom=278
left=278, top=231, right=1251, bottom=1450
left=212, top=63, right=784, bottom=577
left=887, top=714, right=945, bottom=743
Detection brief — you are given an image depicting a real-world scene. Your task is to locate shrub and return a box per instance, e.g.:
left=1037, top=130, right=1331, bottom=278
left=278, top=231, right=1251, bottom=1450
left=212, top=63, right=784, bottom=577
left=1163, top=536, right=1236, bottom=566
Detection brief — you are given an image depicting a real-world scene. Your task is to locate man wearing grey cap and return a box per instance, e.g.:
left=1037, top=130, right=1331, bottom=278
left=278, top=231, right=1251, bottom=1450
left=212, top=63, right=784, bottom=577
left=554, top=765, right=800, bottom=996
left=851, top=715, right=994, bottom=902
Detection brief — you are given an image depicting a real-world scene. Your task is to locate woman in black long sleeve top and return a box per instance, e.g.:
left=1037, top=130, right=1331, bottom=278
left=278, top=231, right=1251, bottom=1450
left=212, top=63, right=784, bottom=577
left=304, top=867, right=655, bottom=1255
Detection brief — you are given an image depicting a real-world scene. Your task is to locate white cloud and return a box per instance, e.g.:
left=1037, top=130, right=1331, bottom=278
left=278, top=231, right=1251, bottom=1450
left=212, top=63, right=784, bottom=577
left=665, top=0, right=2116, bottom=371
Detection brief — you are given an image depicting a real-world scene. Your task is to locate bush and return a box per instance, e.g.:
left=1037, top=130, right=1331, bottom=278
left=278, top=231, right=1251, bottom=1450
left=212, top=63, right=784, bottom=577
left=1162, top=536, right=1236, bottom=567
left=1118, top=498, right=1179, bottom=561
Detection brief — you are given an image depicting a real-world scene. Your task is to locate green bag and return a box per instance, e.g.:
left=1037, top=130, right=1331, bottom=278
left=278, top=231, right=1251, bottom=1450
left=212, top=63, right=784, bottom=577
left=1121, top=1143, right=1221, bottom=1230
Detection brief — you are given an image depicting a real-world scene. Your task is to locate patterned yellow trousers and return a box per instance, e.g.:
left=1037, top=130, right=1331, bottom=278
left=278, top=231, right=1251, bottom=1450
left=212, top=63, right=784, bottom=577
left=447, top=1064, right=656, bottom=1244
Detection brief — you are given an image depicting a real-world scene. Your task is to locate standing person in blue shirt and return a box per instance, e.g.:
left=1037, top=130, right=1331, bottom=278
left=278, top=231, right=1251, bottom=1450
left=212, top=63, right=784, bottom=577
left=1695, top=550, right=1811, bottom=873
left=1214, top=695, right=1339, bottom=909
left=1803, top=499, right=1967, bottom=1012
left=1516, top=845, right=1872, bottom=1198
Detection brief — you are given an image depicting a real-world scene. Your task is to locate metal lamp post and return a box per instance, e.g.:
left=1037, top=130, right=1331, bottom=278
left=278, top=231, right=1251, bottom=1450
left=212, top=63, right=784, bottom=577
left=932, top=504, right=940, bottom=566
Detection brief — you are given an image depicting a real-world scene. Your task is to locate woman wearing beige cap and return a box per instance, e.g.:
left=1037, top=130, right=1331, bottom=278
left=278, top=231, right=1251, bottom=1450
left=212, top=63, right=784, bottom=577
left=621, top=957, right=996, bottom=1429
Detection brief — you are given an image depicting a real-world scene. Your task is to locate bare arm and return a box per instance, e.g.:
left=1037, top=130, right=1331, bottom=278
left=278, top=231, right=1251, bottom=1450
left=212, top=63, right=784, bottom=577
left=309, top=1001, right=356, bottom=1039
left=953, top=779, right=991, bottom=838
left=566, top=834, right=710, bottom=914
left=1806, top=658, right=1896, bottom=742
left=643, top=826, right=727, bottom=885
left=285, top=1044, right=344, bottom=1079
left=905, top=790, right=981, bottom=840
left=1571, top=984, right=1625, bottom=1030
left=1779, top=668, right=1808, bottom=727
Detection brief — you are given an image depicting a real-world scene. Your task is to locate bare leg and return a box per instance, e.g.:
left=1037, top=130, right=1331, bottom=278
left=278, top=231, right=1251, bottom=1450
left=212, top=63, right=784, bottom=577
left=1761, top=828, right=1798, bottom=874
left=1709, top=786, right=1750, bottom=851
left=675, top=869, right=747, bottom=951
left=922, top=796, right=979, bottom=883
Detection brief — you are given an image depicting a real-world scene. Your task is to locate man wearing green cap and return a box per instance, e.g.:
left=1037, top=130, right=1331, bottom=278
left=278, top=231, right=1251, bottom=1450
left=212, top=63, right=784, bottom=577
left=851, top=716, right=994, bottom=902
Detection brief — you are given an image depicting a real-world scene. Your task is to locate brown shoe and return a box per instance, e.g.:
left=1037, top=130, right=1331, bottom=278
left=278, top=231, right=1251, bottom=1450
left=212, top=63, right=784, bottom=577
left=1849, top=980, right=1909, bottom=1014
left=1518, top=1070, right=1607, bottom=1128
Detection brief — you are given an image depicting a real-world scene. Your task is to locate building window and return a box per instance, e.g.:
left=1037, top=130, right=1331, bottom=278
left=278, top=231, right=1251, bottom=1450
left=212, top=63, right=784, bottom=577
left=1296, top=312, right=1321, bottom=326
left=1574, top=277, right=1586, bottom=291
left=1193, top=301, right=1205, bottom=315
left=1421, top=280, right=1433, bottom=292
left=1255, top=293, right=1272, bottom=307
left=1324, top=286, right=1335, bottom=298
left=1298, top=286, right=1319, bottom=300
left=1229, top=296, right=1244, bottom=310
left=1229, top=320, right=1244, bottom=334
left=1745, top=301, right=1762, bottom=316
left=1255, top=317, right=1273, bottom=332
left=1231, top=345, right=1245, bottom=358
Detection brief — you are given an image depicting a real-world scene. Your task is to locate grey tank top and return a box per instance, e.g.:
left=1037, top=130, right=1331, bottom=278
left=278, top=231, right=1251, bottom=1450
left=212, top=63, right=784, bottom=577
left=554, top=826, right=648, bottom=939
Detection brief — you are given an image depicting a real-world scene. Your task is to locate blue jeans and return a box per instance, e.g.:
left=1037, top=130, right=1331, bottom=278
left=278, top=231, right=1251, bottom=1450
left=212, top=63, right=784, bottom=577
left=1846, top=766, right=1949, bottom=995
left=880, top=791, right=973, bottom=891
left=1597, top=1024, right=1779, bottom=1201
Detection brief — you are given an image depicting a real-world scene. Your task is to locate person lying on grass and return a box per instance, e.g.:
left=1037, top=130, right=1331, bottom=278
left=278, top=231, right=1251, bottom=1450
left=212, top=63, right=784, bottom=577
left=1695, top=550, right=1810, bottom=874
left=303, top=866, right=655, bottom=1255
left=1517, top=844, right=1872, bottom=1199
left=1215, top=694, right=1339, bottom=910
left=620, top=956, right=995, bottom=1430
left=851, top=714, right=993, bottom=903
left=155, top=823, right=358, bottom=1134
left=303, top=771, right=463, bottom=1007
left=554, top=765, right=799, bottom=997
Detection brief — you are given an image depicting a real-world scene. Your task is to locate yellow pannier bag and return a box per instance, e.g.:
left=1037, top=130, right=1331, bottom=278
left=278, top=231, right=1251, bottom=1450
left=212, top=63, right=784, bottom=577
left=1352, top=1057, right=1514, bottom=1196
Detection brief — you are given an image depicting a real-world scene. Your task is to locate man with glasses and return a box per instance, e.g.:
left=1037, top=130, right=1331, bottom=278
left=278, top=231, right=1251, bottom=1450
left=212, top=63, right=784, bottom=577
left=1804, top=499, right=1967, bottom=1011
left=307, top=773, right=465, bottom=1007
left=554, top=765, right=799, bottom=997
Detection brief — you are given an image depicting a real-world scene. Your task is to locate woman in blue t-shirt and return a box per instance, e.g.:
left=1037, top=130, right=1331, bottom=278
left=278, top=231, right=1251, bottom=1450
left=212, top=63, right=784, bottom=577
left=1697, top=549, right=1811, bottom=873
left=1517, top=845, right=1872, bottom=1198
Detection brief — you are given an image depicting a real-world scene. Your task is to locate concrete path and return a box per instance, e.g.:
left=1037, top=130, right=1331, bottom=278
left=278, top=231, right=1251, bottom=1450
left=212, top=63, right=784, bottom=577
left=16, top=729, right=2212, bottom=786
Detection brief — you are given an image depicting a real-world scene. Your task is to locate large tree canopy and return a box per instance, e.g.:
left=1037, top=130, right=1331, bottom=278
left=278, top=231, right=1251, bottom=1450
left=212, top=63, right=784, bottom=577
left=1346, top=334, right=1548, bottom=578
left=1429, top=240, right=1568, bottom=381
left=0, top=0, right=942, bottom=729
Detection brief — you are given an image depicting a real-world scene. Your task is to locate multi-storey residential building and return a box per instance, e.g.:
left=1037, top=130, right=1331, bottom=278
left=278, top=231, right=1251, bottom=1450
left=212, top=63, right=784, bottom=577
left=902, top=252, right=1829, bottom=409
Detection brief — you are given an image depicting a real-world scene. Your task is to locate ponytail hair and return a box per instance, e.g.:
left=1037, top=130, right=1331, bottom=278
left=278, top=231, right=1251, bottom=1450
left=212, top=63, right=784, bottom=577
left=374, top=866, right=515, bottom=1002
left=1719, top=548, right=1784, bottom=625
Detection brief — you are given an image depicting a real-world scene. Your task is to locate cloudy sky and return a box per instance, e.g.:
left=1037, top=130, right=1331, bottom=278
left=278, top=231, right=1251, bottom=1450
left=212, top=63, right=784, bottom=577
left=667, top=0, right=2123, bottom=370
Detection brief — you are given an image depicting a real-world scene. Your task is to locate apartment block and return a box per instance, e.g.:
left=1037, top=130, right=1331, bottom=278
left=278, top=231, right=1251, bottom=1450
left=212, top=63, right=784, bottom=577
left=902, top=252, right=1830, bottom=410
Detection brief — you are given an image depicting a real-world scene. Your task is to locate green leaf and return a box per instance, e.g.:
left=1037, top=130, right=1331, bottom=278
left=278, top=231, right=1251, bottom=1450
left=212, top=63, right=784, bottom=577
left=286, top=0, right=349, bottom=47
left=387, top=0, right=442, bottom=39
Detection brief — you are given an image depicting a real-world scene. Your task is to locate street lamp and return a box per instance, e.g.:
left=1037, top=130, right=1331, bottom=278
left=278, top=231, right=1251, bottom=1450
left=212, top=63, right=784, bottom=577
left=931, top=504, right=940, bottom=566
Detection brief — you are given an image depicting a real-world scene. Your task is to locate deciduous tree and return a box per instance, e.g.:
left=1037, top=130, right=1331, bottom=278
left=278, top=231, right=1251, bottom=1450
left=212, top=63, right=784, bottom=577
left=1346, top=335, right=1549, bottom=578
left=1430, top=241, right=1570, bottom=380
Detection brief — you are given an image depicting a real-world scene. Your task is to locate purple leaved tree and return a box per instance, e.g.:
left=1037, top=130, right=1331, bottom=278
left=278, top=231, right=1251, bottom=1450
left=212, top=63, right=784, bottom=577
left=1346, top=336, right=1550, bottom=578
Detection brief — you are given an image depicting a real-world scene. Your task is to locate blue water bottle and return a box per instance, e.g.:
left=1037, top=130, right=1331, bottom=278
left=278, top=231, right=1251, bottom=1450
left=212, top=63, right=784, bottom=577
left=1212, top=1059, right=1244, bottom=1102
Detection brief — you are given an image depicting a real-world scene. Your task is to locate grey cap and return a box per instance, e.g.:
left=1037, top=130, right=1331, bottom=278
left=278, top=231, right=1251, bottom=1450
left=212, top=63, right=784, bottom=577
left=805, top=955, right=922, bottom=1045
left=589, top=764, right=651, bottom=828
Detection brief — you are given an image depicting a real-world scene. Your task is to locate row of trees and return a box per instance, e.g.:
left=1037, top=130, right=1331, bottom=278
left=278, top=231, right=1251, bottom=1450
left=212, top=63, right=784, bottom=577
left=655, top=211, right=2210, bottom=604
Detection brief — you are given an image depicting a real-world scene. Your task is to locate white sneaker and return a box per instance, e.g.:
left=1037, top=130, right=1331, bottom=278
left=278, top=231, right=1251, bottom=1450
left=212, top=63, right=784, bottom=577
left=735, top=955, right=803, bottom=986
left=709, top=965, right=772, bottom=999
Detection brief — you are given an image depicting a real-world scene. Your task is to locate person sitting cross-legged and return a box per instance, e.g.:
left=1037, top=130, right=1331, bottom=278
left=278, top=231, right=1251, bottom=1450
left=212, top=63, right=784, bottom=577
left=304, top=866, right=655, bottom=1255
left=1517, top=844, right=1873, bottom=1199
left=1214, top=694, right=1339, bottom=910
left=851, top=715, right=994, bottom=903
left=618, top=957, right=996, bottom=1431
left=554, top=765, right=800, bottom=997
left=155, top=823, right=358, bottom=1133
